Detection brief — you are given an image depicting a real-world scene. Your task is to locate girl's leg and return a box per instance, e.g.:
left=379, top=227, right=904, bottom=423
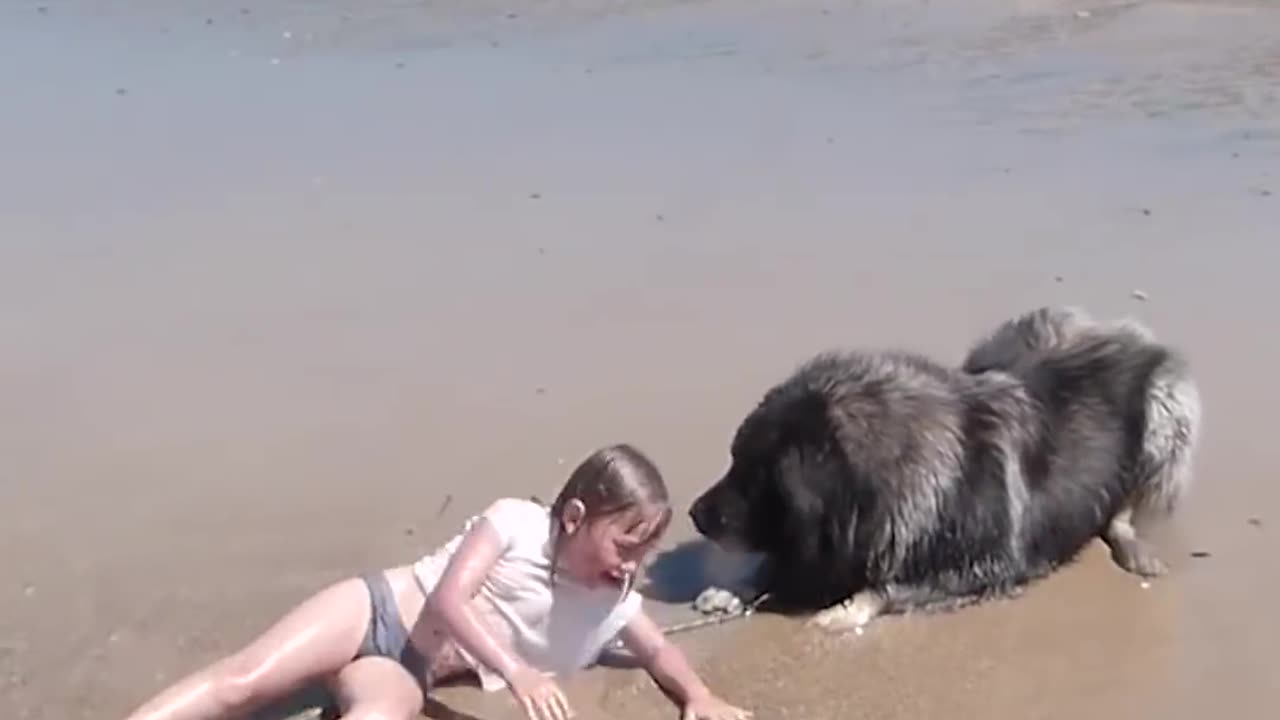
left=123, top=576, right=373, bottom=720
left=329, top=656, right=424, bottom=720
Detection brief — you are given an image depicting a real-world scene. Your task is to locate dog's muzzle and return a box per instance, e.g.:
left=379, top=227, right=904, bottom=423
left=688, top=495, right=724, bottom=539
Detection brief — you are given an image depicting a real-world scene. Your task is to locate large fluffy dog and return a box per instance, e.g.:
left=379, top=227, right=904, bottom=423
left=688, top=306, right=1201, bottom=632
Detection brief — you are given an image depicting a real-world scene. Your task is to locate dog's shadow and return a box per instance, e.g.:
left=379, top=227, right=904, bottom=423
left=636, top=538, right=761, bottom=604
left=637, top=539, right=717, bottom=603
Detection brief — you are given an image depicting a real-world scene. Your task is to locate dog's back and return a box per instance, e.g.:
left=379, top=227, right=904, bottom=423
left=964, top=306, right=1201, bottom=519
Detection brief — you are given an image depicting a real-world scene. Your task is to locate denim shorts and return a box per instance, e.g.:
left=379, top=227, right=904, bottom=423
left=354, top=572, right=432, bottom=694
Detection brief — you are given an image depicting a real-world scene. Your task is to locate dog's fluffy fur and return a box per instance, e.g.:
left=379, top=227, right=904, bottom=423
left=688, top=306, right=1201, bottom=631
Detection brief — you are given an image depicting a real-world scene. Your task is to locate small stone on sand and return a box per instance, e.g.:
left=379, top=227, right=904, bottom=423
left=1140, top=581, right=1151, bottom=589
left=1190, top=550, right=1211, bottom=558
left=1131, top=289, right=1149, bottom=300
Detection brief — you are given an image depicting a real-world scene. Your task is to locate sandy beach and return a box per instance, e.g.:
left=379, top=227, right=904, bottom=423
left=2, top=1, right=1278, bottom=718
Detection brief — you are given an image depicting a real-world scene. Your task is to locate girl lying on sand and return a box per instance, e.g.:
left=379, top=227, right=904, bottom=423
left=123, top=444, right=750, bottom=720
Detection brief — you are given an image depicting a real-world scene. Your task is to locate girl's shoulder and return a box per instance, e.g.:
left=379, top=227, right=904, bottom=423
left=481, top=496, right=552, bottom=547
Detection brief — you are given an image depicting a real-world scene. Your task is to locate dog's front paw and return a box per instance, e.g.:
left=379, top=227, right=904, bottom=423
left=810, top=601, right=867, bottom=633
left=694, top=586, right=745, bottom=616
left=808, top=591, right=885, bottom=634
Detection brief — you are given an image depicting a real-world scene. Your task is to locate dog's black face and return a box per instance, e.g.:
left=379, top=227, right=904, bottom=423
left=690, top=388, right=852, bottom=559
left=688, top=448, right=789, bottom=553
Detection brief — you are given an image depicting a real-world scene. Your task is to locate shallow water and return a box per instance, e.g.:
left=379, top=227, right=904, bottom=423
left=2, top=1, right=1278, bottom=719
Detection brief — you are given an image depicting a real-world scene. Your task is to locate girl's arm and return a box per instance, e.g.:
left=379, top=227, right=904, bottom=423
left=617, top=611, right=751, bottom=720
left=428, top=510, right=574, bottom=720
left=425, top=515, right=526, bottom=681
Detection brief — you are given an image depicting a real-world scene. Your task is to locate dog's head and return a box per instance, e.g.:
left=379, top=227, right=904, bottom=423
left=689, top=383, right=858, bottom=561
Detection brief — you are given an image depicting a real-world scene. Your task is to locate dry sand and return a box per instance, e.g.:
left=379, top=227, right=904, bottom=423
left=2, top=1, right=1278, bottom=718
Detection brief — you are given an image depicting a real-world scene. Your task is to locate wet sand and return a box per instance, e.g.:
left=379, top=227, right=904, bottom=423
left=2, top=1, right=1278, bottom=718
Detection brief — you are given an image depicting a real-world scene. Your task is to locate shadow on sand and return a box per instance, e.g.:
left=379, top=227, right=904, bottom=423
left=637, top=539, right=723, bottom=604
left=251, top=681, right=491, bottom=720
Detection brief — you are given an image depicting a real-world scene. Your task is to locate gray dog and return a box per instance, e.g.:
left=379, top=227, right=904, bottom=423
left=688, top=306, right=1201, bottom=632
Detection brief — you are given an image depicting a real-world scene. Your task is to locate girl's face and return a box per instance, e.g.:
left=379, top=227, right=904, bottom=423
left=558, top=501, right=667, bottom=590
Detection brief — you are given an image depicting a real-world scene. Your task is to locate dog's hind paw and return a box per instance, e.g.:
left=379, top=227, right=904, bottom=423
left=1110, top=541, right=1169, bottom=578
left=1104, top=515, right=1170, bottom=578
left=694, top=587, right=745, bottom=616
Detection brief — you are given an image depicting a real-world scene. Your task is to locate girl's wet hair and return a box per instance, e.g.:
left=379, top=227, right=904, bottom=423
left=548, top=443, right=673, bottom=584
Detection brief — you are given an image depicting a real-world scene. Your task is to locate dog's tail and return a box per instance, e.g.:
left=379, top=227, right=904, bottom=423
left=1057, top=319, right=1203, bottom=519
left=961, top=306, right=1096, bottom=374
left=1081, top=318, right=1202, bottom=519
left=963, top=305, right=1162, bottom=374
left=1131, top=354, right=1202, bottom=519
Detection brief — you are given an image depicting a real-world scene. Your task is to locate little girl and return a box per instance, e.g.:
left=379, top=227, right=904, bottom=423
left=122, top=444, right=750, bottom=720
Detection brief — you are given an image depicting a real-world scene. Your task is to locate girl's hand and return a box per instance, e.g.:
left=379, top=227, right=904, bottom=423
left=507, top=665, right=575, bottom=720
left=682, top=694, right=753, bottom=720
left=617, top=612, right=752, bottom=720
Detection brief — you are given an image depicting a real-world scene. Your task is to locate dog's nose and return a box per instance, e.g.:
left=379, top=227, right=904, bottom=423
left=688, top=498, right=719, bottom=536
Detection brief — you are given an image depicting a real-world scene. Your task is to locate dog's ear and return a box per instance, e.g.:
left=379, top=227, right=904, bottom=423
left=776, top=448, right=826, bottom=517
left=776, top=444, right=860, bottom=546
left=770, top=443, right=870, bottom=606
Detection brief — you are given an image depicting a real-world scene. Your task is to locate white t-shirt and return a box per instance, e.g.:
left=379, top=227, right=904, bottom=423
left=413, top=497, right=644, bottom=691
